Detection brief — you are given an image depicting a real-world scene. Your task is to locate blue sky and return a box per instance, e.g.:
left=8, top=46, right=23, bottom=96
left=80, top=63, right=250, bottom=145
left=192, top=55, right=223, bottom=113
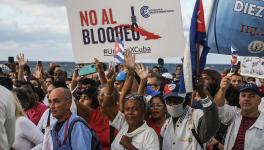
left=0, top=0, right=231, bottom=64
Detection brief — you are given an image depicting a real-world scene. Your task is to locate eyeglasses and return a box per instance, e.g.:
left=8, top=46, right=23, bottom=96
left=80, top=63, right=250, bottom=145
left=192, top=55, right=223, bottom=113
left=125, top=94, right=144, bottom=101
left=124, top=94, right=146, bottom=109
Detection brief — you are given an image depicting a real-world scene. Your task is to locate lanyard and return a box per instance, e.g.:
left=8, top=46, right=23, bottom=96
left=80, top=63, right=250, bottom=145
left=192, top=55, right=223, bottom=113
left=56, top=113, right=71, bottom=147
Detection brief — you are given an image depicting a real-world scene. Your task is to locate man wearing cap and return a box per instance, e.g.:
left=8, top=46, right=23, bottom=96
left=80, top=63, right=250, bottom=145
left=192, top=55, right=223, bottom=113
left=160, top=85, right=219, bottom=150
left=215, top=76, right=264, bottom=150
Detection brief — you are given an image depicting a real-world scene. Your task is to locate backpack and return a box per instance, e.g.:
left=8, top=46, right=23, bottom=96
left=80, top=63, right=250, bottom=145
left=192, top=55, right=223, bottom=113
left=68, top=117, right=102, bottom=150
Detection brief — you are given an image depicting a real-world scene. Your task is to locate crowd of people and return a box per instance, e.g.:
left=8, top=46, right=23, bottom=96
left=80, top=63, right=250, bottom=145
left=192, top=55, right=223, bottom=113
left=0, top=52, right=263, bottom=150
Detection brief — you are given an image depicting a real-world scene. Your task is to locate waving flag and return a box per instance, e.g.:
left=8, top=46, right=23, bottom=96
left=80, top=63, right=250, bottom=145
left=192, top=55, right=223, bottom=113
left=179, top=0, right=210, bottom=93
left=113, top=38, right=125, bottom=63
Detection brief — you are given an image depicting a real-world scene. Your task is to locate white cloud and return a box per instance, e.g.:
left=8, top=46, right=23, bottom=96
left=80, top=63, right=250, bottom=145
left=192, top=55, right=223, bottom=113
left=0, top=0, right=73, bottom=61
left=0, top=0, right=222, bottom=63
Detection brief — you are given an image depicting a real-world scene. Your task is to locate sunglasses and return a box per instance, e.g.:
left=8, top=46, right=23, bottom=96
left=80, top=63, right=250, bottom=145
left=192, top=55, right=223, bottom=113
left=125, top=94, right=146, bottom=108
left=125, top=94, right=145, bottom=100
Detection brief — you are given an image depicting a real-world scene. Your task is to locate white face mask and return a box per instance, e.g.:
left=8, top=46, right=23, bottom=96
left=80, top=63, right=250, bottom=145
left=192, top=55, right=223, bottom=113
left=166, top=104, right=184, bottom=118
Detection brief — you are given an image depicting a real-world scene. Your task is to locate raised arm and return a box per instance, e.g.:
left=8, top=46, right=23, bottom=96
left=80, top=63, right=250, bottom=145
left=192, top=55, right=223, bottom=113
left=70, top=69, right=78, bottom=92
left=94, top=58, right=107, bottom=86
left=17, top=53, right=27, bottom=81
left=135, top=63, right=149, bottom=95
left=195, top=78, right=220, bottom=143
left=214, top=75, right=236, bottom=124
left=119, top=51, right=135, bottom=112
left=34, top=64, right=47, bottom=93
left=102, top=67, right=119, bottom=121
left=214, top=75, right=230, bottom=107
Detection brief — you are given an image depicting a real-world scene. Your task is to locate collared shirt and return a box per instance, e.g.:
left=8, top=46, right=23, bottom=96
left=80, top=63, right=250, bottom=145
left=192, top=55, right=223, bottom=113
left=160, top=107, right=204, bottom=150
left=110, top=111, right=159, bottom=150
left=161, top=96, right=217, bottom=150
left=51, top=114, right=92, bottom=150
left=259, top=97, right=264, bottom=112
left=218, top=104, right=264, bottom=150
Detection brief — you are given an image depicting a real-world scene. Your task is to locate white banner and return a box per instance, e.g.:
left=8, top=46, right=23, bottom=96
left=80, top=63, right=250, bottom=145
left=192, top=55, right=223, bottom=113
left=241, top=56, right=264, bottom=79
left=66, top=0, right=185, bottom=63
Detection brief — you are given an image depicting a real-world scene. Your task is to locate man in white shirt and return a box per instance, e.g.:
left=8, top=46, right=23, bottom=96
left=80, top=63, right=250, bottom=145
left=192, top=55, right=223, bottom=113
left=160, top=89, right=219, bottom=150
left=215, top=76, right=264, bottom=150
left=0, top=85, right=16, bottom=150
left=259, top=97, right=264, bottom=111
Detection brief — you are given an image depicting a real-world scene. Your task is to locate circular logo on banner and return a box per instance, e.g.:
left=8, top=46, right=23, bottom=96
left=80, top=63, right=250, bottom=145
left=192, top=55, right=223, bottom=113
left=140, top=6, right=150, bottom=18
left=248, top=41, right=264, bottom=53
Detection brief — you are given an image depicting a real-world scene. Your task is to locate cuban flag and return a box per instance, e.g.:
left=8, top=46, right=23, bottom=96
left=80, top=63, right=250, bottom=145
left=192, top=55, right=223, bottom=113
left=113, top=38, right=125, bottom=64
left=231, top=45, right=238, bottom=66
left=179, top=0, right=210, bottom=93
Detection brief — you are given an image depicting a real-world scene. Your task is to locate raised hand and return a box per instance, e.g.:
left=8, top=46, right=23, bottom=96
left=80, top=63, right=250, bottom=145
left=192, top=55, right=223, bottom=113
left=124, top=50, right=135, bottom=70
left=135, top=63, right=149, bottom=80
left=35, top=65, right=43, bottom=80
left=220, top=75, right=231, bottom=91
left=94, top=58, right=103, bottom=72
left=106, top=66, right=116, bottom=86
left=17, top=53, right=27, bottom=67
left=195, top=76, right=208, bottom=99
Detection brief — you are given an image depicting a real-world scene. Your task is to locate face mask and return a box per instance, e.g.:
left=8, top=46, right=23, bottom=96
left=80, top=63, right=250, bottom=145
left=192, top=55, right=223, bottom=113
left=166, top=104, right=184, bottom=118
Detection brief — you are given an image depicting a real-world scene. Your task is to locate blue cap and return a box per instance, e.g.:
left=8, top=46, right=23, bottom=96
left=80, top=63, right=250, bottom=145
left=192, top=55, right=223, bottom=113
left=239, top=82, right=260, bottom=96
left=115, top=71, right=127, bottom=81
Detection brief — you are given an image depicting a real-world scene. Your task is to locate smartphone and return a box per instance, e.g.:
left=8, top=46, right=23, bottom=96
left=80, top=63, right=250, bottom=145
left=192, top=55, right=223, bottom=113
left=79, top=64, right=96, bottom=76
left=37, top=61, right=42, bottom=65
left=8, top=56, right=14, bottom=63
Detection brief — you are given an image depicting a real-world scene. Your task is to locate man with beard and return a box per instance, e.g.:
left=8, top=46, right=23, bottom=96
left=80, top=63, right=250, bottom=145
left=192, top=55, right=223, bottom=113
left=230, top=73, right=243, bottom=89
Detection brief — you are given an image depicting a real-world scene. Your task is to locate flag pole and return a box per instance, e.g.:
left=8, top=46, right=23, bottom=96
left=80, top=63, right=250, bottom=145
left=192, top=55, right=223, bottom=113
left=195, top=44, right=200, bottom=90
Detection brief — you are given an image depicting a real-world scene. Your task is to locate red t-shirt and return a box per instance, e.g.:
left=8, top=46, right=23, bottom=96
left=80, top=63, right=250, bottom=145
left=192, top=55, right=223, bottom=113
left=26, top=102, right=47, bottom=125
left=147, top=118, right=162, bottom=137
left=233, top=116, right=257, bottom=150
left=89, top=107, right=117, bottom=150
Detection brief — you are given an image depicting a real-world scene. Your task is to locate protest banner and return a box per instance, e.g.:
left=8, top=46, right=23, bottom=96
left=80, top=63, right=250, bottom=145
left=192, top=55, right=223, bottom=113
left=66, top=0, right=185, bottom=63
left=207, top=0, right=264, bottom=56
left=241, top=56, right=264, bottom=78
